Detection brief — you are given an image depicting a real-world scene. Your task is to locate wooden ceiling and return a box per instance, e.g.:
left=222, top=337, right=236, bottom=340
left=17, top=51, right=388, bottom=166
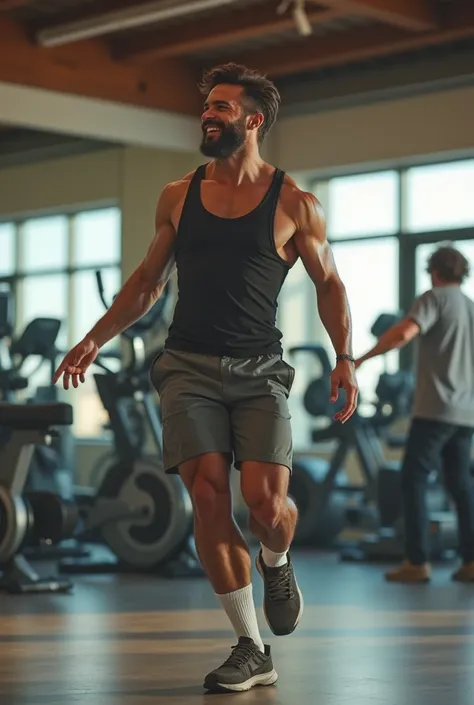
left=0, top=0, right=473, bottom=117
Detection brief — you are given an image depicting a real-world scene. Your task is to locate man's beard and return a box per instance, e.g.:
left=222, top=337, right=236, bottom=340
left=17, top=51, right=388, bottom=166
left=200, top=118, right=246, bottom=159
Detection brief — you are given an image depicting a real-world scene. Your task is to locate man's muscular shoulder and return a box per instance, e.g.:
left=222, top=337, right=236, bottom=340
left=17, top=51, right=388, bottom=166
left=279, top=177, right=326, bottom=240
left=157, top=169, right=199, bottom=223
left=161, top=170, right=195, bottom=202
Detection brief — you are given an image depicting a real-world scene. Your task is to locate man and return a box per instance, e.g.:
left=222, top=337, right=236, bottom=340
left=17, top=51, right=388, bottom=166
left=356, top=245, right=474, bottom=584
left=53, top=63, right=358, bottom=692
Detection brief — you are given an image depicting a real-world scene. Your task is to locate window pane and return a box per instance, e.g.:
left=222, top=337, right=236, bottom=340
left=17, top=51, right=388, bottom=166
left=326, top=171, right=399, bottom=239
left=416, top=240, right=474, bottom=300
left=332, top=238, right=399, bottom=408
left=0, top=223, right=16, bottom=276
left=72, top=267, right=121, bottom=349
left=21, top=216, right=68, bottom=272
left=73, top=208, right=121, bottom=267
left=21, top=274, right=68, bottom=350
left=406, top=160, right=474, bottom=233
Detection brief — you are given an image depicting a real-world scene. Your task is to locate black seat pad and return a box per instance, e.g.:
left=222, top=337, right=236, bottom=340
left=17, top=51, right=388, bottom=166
left=0, top=403, right=73, bottom=428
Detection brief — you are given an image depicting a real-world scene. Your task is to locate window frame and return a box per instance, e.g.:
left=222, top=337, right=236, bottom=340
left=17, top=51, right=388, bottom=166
left=0, top=205, right=122, bottom=439
left=309, top=156, right=474, bottom=372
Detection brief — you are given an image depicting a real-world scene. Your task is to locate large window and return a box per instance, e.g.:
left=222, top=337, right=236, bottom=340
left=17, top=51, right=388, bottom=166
left=317, top=170, right=401, bottom=410
left=323, top=171, right=399, bottom=240
left=405, top=159, right=474, bottom=233
left=0, top=208, right=121, bottom=438
left=277, top=156, right=474, bottom=446
left=331, top=238, right=399, bottom=405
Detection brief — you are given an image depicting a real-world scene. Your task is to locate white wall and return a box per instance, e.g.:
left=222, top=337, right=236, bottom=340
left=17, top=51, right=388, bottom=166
left=273, top=85, right=474, bottom=176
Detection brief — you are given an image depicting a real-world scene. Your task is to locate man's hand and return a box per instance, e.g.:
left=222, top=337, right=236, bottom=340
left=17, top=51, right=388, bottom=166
left=53, top=337, right=99, bottom=390
left=330, top=360, right=359, bottom=423
left=354, top=358, right=364, bottom=370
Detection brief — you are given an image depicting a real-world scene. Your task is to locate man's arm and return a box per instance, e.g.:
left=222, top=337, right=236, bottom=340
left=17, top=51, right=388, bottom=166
left=87, top=183, right=178, bottom=349
left=356, top=318, right=420, bottom=366
left=292, top=191, right=358, bottom=422
left=356, top=290, right=438, bottom=367
left=293, top=192, right=352, bottom=358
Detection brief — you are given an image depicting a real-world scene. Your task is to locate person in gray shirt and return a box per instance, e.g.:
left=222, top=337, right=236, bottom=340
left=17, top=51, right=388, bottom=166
left=356, top=245, right=474, bottom=583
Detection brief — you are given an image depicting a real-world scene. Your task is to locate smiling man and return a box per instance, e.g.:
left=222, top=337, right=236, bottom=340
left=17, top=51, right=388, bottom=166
left=356, top=245, right=474, bottom=584
left=53, top=63, right=358, bottom=692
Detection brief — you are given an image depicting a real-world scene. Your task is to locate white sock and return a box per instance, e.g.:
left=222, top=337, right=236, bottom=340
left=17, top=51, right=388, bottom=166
left=260, top=543, right=288, bottom=568
left=216, top=584, right=265, bottom=653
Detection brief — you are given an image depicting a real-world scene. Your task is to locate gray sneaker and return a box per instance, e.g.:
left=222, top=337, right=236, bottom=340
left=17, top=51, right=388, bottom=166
left=203, top=637, right=278, bottom=693
left=256, top=550, right=303, bottom=635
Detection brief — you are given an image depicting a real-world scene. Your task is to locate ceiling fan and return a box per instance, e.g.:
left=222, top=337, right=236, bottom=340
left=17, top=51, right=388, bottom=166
left=277, top=0, right=314, bottom=36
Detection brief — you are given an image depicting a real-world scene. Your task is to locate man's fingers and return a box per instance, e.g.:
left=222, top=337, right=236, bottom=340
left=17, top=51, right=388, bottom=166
left=53, top=360, right=68, bottom=384
left=330, top=378, right=339, bottom=402
left=334, top=386, right=358, bottom=423
left=60, top=364, right=87, bottom=390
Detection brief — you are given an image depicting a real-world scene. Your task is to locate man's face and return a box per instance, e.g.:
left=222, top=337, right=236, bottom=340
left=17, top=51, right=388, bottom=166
left=200, top=84, right=249, bottom=158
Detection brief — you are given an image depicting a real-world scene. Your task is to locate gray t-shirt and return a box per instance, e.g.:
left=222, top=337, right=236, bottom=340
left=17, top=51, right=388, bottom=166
left=408, top=285, right=474, bottom=427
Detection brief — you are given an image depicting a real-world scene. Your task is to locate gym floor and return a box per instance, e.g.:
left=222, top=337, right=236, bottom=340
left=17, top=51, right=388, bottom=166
left=1, top=550, right=473, bottom=705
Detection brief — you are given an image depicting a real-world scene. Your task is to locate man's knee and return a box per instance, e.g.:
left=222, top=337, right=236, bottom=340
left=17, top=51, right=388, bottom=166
left=240, top=462, right=291, bottom=530
left=179, top=453, right=231, bottom=524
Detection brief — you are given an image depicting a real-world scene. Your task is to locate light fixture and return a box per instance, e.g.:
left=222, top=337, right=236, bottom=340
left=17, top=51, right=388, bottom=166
left=277, top=0, right=313, bottom=37
left=37, top=0, right=242, bottom=48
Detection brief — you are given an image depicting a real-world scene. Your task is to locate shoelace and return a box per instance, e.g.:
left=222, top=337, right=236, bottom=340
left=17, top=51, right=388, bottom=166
left=222, top=642, right=259, bottom=669
left=267, top=564, right=294, bottom=601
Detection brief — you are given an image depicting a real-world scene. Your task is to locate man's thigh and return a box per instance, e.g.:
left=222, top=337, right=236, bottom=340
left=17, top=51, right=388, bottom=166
left=151, top=349, right=232, bottom=473
left=441, top=424, right=474, bottom=488
left=226, top=354, right=295, bottom=472
left=402, top=418, right=455, bottom=478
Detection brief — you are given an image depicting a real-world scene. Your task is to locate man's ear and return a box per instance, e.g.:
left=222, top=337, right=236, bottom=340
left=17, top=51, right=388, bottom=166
left=247, top=112, right=264, bottom=132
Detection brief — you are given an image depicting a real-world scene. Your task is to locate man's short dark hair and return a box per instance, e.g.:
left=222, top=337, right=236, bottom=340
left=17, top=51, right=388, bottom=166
left=427, top=245, right=470, bottom=283
left=198, top=63, right=281, bottom=144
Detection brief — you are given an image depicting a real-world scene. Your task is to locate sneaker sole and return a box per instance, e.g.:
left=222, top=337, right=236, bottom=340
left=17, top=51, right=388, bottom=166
left=204, top=668, right=278, bottom=693
left=385, top=575, right=431, bottom=583
left=256, top=556, right=304, bottom=636
left=452, top=574, right=474, bottom=583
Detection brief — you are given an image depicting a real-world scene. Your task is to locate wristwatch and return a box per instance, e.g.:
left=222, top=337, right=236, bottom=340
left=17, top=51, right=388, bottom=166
left=336, top=354, right=355, bottom=364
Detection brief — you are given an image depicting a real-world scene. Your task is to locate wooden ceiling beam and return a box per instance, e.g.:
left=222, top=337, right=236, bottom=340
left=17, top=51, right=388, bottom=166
left=316, top=0, right=439, bottom=32
left=230, top=2, right=474, bottom=78
left=0, top=0, right=30, bottom=9
left=0, top=17, right=200, bottom=115
left=114, top=2, right=347, bottom=64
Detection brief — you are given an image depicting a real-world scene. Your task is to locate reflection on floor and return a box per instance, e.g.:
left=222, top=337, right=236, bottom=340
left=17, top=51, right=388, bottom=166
left=1, top=550, right=474, bottom=705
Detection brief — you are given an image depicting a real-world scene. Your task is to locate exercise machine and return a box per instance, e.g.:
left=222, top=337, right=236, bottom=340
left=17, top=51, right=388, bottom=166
left=288, top=344, right=378, bottom=548
left=59, top=272, right=202, bottom=578
left=0, top=401, right=78, bottom=594
left=287, top=312, right=454, bottom=555
left=337, top=314, right=457, bottom=562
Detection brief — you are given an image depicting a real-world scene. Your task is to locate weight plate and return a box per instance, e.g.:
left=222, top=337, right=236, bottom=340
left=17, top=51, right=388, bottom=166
left=99, top=456, right=193, bottom=569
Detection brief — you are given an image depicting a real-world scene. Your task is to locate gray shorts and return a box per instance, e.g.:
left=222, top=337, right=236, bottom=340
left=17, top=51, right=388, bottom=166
left=150, top=348, right=295, bottom=474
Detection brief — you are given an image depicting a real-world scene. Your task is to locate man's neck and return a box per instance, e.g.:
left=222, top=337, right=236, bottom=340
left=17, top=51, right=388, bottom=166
left=209, top=145, right=268, bottom=185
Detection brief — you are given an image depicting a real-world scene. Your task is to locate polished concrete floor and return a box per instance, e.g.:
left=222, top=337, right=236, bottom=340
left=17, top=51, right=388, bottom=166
left=1, top=550, right=474, bottom=705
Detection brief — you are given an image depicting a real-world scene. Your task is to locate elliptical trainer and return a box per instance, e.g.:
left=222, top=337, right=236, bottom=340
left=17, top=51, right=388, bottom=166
left=60, top=272, right=202, bottom=578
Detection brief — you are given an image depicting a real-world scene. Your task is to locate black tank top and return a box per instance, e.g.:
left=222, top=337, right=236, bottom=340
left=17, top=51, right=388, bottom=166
left=165, top=164, right=291, bottom=358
